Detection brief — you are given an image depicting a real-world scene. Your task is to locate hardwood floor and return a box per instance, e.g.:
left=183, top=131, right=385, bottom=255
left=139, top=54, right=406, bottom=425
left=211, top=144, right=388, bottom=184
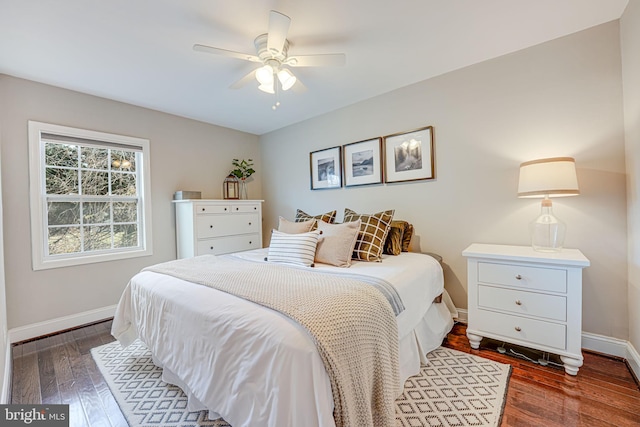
left=10, top=320, right=640, bottom=426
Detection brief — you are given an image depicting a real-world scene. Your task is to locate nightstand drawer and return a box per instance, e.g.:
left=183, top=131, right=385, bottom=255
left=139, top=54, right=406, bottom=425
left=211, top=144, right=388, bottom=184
left=475, top=309, right=566, bottom=350
left=478, top=285, right=567, bottom=321
left=478, top=262, right=567, bottom=293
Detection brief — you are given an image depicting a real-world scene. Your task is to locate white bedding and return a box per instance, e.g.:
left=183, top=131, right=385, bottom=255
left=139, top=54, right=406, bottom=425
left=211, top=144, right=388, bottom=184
left=112, top=249, right=454, bottom=427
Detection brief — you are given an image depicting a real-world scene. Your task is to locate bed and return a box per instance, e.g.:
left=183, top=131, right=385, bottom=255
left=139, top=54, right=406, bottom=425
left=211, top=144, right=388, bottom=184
left=111, top=247, right=455, bottom=427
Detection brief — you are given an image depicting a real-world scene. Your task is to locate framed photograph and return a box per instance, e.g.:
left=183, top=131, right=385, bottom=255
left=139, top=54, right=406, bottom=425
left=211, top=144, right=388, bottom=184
left=383, top=126, right=434, bottom=183
left=310, top=146, right=342, bottom=190
left=342, top=138, right=383, bottom=187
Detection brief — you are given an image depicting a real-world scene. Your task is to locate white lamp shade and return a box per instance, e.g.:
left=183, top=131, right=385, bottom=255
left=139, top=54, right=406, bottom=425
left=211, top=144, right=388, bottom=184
left=517, top=157, right=579, bottom=198
left=258, top=83, right=275, bottom=94
left=277, top=68, right=297, bottom=91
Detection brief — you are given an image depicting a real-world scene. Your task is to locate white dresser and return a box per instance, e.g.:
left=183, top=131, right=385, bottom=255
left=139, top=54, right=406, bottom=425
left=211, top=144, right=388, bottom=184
left=174, top=199, right=263, bottom=258
left=462, top=243, right=590, bottom=375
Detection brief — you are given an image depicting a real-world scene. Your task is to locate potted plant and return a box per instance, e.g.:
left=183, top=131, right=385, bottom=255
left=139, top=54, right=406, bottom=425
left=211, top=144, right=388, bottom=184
left=230, top=159, right=255, bottom=199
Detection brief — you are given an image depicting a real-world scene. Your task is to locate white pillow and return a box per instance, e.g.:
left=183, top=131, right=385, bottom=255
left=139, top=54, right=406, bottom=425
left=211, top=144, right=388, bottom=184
left=267, top=229, right=320, bottom=267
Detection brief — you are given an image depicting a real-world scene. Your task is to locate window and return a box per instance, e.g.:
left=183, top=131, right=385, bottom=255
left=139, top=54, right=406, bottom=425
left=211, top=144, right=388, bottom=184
left=28, top=121, right=153, bottom=270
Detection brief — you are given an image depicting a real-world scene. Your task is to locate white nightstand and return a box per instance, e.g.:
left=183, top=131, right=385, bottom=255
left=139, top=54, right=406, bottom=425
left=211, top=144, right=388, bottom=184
left=462, top=243, right=590, bottom=375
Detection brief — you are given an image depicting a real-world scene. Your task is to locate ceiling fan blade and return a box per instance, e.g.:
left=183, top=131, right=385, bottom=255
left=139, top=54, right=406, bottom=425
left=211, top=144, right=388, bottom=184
left=229, top=69, right=258, bottom=89
left=267, top=10, right=291, bottom=55
left=193, top=44, right=261, bottom=63
left=291, top=77, right=307, bottom=94
left=286, top=53, right=346, bottom=67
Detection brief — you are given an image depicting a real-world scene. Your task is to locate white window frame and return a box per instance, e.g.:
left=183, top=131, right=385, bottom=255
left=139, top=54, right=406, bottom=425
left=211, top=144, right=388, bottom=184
left=28, top=121, right=153, bottom=270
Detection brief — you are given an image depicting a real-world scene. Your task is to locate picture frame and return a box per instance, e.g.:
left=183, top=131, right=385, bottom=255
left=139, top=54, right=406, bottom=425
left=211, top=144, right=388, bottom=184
left=383, top=126, right=434, bottom=183
left=342, top=138, right=383, bottom=187
left=310, top=146, right=342, bottom=190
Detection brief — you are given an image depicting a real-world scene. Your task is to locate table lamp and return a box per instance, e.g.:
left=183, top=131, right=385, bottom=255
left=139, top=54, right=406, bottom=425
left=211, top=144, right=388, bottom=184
left=517, top=157, right=579, bottom=252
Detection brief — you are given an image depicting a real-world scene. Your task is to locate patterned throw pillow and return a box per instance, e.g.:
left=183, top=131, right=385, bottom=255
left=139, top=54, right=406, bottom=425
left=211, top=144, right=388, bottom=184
left=343, top=208, right=395, bottom=262
left=402, top=223, right=414, bottom=252
left=295, top=209, right=337, bottom=226
left=278, top=216, right=315, bottom=234
left=383, top=220, right=406, bottom=256
left=315, top=220, right=361, bottom=267
left=267, top=229, right=320, bottom=267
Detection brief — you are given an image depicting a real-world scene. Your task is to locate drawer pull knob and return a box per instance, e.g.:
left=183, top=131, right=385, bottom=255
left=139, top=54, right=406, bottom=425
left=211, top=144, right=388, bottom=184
left=515, top=274, right=522, bottom=280
left=254, top=207, right=257, bottom=210
left=249, top=241, right=252, bottom=244
left=248, top=222, right=252, bottom=226
left=224, top=208, right=227, bottom=211
left=515, top=326, right=522, bottom=332
left=210, top=225, right=213, bottom=228
left=515, top=300, right=522, bottom=305
left=202, top=208, right=205, bottom=211
left=236, top=207, right=239, bottom=211
left=210, top=246, right=213, bottom=250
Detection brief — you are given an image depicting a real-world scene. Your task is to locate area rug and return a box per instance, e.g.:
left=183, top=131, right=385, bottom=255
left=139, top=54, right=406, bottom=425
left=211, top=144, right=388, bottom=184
left=91, top=341, right=510, bottom=427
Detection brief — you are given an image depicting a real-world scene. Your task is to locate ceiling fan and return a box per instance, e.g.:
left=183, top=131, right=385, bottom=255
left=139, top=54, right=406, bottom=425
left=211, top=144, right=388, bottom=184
left=193, top=10, right=346, bottom=102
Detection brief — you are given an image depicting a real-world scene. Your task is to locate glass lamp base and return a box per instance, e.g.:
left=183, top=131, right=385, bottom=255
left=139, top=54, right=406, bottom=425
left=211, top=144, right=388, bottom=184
left=530, top=214, right=566, bottom=252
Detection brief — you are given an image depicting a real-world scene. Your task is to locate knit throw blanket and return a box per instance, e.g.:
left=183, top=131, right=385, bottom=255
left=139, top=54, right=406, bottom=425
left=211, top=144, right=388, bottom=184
left=144, top=255, right=401, bottom=427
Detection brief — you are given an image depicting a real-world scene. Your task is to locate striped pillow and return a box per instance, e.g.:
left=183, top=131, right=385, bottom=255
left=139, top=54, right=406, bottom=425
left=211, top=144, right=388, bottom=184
left=344, top=208, right=395, bottom=262
left=295, top=209, right=337, bottom=227
left=267, top=229, right=320, bottom=267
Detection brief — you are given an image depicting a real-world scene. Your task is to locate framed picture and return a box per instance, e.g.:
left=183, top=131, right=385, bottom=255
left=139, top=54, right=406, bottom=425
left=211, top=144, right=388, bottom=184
left=310, top=146, right=342, bottom=190
left=383, top=126, right=434, bottom=183
left=342, top=137, right=383, bottom=187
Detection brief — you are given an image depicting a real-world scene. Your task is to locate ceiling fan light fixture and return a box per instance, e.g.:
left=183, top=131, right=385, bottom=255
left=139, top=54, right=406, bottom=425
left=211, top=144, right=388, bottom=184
left=258, top=83, right=275, bottom=94
left=255, top=65, right=274, bottom=85
left=277, top=68, right=297, bottom=91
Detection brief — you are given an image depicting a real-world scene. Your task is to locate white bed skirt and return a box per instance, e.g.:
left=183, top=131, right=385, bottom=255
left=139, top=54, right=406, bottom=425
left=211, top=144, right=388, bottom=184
left=150, top=293, right=455, bottom=423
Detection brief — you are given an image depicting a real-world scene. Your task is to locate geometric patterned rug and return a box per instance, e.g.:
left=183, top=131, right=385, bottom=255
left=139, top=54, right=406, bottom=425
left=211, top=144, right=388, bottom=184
left=91, top=341, right=511, bottom=427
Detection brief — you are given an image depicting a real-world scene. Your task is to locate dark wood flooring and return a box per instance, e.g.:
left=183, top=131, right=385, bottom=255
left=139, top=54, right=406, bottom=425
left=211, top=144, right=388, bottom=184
left=10, top=320, right=640, bottom=426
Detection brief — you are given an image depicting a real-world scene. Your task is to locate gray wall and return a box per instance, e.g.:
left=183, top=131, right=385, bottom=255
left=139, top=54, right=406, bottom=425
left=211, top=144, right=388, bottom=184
left=0, top=75, right=261, bottom=329
left=260, top=22, right=628, bottom=339
left=621, top=1, right=640, bottom=353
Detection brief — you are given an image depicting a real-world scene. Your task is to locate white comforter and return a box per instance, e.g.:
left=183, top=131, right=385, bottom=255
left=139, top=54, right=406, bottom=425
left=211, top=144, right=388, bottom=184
left=111, top=249, right=453, bottom=427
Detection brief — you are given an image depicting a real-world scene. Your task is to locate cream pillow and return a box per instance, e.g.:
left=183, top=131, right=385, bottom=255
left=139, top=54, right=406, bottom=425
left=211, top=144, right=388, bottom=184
left=315, top=220, right=361, bottom=267
left=278, top=216, right=315, bottom=234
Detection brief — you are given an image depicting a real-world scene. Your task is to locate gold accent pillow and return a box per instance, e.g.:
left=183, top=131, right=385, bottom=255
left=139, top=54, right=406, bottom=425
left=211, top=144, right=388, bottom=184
left=343, top=208, right=395, bottom=262
left=402, top=223, right=414, bottom=252
left=295, top=209, right=337, bottom=229
left=315, top=220, right=361, bottom=267
left=384, top=220, right=406, bottom=256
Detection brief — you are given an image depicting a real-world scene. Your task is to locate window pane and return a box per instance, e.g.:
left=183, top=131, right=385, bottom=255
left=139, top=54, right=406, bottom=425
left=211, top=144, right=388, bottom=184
left=114, top=224, right=138, bottom=248
left=80, top=146, right=109, bottom=170
left=111, top=150, right=136, bottom=171
left=83, top=225, right=112, bottom=251
left=46, top=168, right=78, bottom=195
left=45, top=143, right=78, bottom=167
left=81, top=170, right=109, bottom=195
left=83, top=202, right=110, bottom=225
left=47, top=202, right=80, bottom=226
left=111, top=172, right=137, bottom=195
left=48, top=226, right=81, bottom=255
left=113, top=201, right=138, bottom=223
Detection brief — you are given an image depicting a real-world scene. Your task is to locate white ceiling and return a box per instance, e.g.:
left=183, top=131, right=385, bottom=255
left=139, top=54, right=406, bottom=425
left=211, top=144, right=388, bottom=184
left=0, top=0, right=629, bottom=135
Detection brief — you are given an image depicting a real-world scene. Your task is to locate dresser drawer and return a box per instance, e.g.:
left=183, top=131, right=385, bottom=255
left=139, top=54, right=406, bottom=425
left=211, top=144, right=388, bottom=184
left=230, top=204, right=260, bottom=213
left=478, top=285, right=567, bottom=321
left=196, top=234, right=261, bottom=255
left=195, top=204, right=231, bottom=214
left=477, top=262, right=567, bottom=293
left=196, top=213, right=260, bottom=238
left=475, top=309, right=566, bottom=350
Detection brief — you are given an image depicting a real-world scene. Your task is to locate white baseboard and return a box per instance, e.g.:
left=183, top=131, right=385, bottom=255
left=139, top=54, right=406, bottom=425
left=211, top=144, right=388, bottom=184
left=626, top=341, right=640, bottom=381
left=455, top=308, right=468, bottom=324
left=1, top=339, right=10, bottom=404
left=8, top=305, right=117, bottom=344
